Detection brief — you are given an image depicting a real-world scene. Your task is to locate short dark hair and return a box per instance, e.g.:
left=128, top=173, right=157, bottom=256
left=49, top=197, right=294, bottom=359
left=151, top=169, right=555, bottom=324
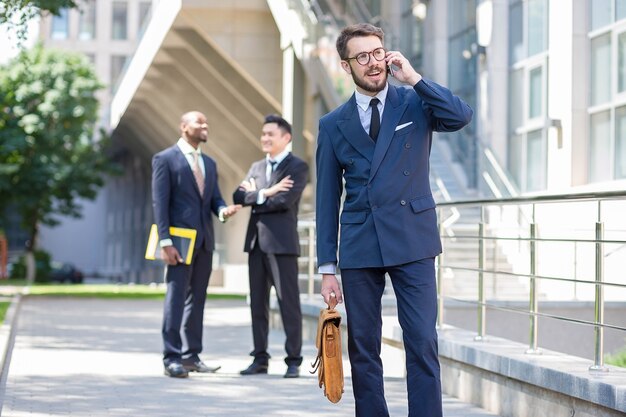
left=264, top=114, right=292, bottom=135
left=336, top=23, right=384, bottom=60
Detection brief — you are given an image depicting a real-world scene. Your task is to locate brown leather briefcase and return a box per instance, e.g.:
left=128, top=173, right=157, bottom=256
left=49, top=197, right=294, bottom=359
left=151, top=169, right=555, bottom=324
left=311, top=307, right=344, bottom=403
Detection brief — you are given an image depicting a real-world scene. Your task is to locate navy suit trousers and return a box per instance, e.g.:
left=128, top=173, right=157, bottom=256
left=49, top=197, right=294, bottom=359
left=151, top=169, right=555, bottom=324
left=341, top=258, right=442, bottom=417
left=162, top=247, right=213, bottom=364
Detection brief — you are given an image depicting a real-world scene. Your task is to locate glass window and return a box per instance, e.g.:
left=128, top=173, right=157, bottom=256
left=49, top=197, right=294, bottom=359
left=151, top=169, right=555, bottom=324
left=615, top=106, right=626, bottom=178
left=138, top=2, right=152, bottom=39
left=112, top=2, right=128, bottom=40
left=509, top=69, right=523, bottom=132
left=111, top=55, right=129, bottom=92
left=448, top=0, right=477, bottom=36
left=529, top=67, right=543, bottom=119
left=619, top=32, right=626, bottom=92
left=592, top=0, right=613, bottom=30
left=591, top=34, right=612, bottom=106
left=509, top=134, right=523, bottom=189
left=51, top=8, right=69, bottom=40
left=449, top=31, right=477, bottom=93
left=526, top=130, right=545, bottom=191
left=618, top=0, right=626, bottom=21
left=528, top=0, right=548, bottom=56
left=590, top=110, right=612, bottom=182
left=509, top=1, right=524, bottom=65
left=78, top=0, right=96, bottom=40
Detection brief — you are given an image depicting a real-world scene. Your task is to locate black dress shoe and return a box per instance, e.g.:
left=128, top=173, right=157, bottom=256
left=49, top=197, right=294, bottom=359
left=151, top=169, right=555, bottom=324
left=183, top=360, right=221, bottom=373
left=240, top=362, right=268, bottom=375
left=164, top=362, right=189, bottom=378
left=284, top=365, right=299, bottom=378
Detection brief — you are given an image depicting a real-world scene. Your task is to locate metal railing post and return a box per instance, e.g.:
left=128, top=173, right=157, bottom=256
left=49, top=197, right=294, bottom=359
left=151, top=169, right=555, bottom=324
left=527, top=205, right=541, bottom=354
left=307, top=224, right=315, bottom=299
left=437, top=207, right=445, bottom=329
left=475, top=207, right=486, bottom=341
left=590, top=202, right=608, bottom=371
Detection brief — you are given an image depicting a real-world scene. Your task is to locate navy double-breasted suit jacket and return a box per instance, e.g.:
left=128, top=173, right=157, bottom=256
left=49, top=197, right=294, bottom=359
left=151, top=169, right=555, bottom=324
left=152, top=145, right=227, bottom=251
left=316, top=79, right=473, bottom=269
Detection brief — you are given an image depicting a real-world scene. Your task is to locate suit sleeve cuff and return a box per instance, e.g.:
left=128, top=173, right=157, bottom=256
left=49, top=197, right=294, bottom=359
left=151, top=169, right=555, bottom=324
left=318, top=263, right=337, bottom=275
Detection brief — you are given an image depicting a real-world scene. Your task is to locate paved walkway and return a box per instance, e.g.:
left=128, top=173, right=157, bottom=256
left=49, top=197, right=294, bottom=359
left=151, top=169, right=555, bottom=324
left=0, top=297, right=499, bottom=416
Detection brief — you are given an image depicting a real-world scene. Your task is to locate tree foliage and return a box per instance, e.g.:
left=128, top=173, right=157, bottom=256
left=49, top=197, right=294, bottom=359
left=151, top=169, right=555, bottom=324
left=0, top=44, right=119, bottom=250
left=1, top=0, right=78, bottom=41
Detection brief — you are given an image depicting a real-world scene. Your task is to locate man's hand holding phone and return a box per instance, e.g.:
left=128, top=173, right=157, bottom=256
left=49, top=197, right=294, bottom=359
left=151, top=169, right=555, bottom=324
left=385, top=50, right=422, bottom=86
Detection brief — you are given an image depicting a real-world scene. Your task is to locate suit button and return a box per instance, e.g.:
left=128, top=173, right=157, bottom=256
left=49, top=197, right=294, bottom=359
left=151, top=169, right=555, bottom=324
left=403, top=170, right=410, bottom=176
left=372, top=205, right=378, bottom=211
left=405, top=143, right=411, bottom=149
left=400, top=200, right=406, bottom=206
left=349, top=158, right=354, bottom=165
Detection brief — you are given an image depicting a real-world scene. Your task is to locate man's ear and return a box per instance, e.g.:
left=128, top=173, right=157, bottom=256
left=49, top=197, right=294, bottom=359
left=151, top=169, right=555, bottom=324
left=340, top=60, right=352, bottom=74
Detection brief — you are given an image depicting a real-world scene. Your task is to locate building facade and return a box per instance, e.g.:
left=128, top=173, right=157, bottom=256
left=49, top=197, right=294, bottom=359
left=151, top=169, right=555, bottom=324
left=33, top=1, right=626, bottom=293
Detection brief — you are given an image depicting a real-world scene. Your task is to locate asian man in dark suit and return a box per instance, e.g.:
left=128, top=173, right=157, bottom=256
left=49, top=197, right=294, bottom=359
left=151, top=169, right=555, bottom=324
left=316, top=24, right=473, bottom=416
left=233, top=114, right=309, bottom=379
left=152, top=111, right=241, bottom=378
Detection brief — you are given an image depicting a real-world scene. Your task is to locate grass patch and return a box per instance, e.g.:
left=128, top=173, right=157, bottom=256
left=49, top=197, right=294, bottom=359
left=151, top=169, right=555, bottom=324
left=0, top=301, right=10, bottom=323
left=25, top=284, right=245, bottom=300
left=0, top=279, right=27, bottom=286
left=607, top=349, right=626, bottom=368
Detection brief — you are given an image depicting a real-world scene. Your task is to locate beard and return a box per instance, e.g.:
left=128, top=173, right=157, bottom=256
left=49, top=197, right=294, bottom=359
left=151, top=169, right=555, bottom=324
left=351, top=65, right=388, bottom=93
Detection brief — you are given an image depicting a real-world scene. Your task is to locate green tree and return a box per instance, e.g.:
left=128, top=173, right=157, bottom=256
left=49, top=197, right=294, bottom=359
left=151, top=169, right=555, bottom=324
left=1, top=1, right=78, bottom=41
left=0, top=44, right=119, bottom=283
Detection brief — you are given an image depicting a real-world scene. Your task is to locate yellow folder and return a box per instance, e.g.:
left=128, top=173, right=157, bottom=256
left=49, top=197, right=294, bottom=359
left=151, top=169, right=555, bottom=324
left=145, top=224, right=197, bottom=265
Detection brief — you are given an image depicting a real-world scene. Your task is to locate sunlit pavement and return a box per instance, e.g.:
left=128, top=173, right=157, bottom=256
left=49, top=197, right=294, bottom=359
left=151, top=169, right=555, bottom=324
left=0, top=297, right=499, bottom=416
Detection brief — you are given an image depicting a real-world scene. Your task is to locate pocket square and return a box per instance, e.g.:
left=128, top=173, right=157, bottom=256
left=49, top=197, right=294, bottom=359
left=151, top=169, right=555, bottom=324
left=395, top=122, right=413, bottom=131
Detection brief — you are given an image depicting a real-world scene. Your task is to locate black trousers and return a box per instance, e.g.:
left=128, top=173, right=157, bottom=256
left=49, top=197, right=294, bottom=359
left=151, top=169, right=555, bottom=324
left=247, top=245, right=302, bottom=366
left=162, top=246, right=213, bottom=365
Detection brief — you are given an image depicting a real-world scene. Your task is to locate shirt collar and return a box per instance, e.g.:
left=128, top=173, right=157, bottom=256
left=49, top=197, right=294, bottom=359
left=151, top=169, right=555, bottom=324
left=355, top=83, right=388, bottom=112
left=177, top=137, right=201, bottom=155
left=267, top=148, right=290, bottom=165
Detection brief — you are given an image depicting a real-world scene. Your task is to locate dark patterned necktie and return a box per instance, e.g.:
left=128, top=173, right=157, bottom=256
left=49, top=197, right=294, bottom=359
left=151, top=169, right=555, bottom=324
left=369, top=98, right=380, bottom=142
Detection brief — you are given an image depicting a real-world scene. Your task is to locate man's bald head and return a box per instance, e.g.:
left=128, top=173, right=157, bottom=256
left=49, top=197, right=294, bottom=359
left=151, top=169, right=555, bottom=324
left=180, top=111, right=209, bottom=148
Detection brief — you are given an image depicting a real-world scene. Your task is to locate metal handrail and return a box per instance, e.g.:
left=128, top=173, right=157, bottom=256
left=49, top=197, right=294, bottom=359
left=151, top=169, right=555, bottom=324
left=299, top=189, right=626, bottom=371
left=435, top=190, right=626, bottom=371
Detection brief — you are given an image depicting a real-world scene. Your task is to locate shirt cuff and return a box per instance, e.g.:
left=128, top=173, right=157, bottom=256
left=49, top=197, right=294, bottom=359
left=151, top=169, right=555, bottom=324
left=159, top=238, right=173, bottom=248
left=318, top=263, right=337, bottom=275
left=256, top=189, right=267, bottom=205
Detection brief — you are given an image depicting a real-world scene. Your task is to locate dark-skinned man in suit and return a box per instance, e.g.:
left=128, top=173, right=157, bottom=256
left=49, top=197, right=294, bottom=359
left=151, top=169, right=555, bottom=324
left=316, top=24, right=473, bottom=416
left=152, top=111, right=241, bottom=378
left=234, top=114, right=309, bottom=379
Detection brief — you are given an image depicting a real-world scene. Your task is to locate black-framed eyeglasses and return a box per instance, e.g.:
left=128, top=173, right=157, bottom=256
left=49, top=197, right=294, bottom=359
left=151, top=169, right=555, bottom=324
left=345, top=47, right=386, bottom=66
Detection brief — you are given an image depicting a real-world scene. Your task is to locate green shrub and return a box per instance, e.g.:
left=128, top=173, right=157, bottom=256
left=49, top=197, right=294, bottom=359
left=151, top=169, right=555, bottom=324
left=9, top=250, right=52, bottom=283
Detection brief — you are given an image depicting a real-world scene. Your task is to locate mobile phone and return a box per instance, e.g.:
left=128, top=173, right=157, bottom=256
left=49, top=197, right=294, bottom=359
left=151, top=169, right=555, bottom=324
left=387, top=65, right=394, bottom=77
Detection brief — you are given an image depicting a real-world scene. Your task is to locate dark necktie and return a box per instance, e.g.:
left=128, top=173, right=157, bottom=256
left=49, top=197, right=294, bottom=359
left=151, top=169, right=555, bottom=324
left=369, top=98, right=380, bottom=142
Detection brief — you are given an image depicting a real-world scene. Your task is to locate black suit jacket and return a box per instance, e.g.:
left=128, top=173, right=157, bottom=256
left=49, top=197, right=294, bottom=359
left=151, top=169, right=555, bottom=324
left=233, top=153, right=309, bottom=255
left=152, top=144, right=226, bottom=251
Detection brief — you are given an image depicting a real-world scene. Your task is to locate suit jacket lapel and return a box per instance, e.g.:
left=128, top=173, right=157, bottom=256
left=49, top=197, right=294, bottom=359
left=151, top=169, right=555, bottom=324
left=337, top=95, right=375, bottom=162
left=370, top=85, right=408, bottom=181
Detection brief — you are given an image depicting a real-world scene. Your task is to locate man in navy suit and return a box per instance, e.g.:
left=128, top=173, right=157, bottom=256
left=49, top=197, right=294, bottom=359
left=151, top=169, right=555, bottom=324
left=316, top=24, right=473, bottom=416
left=152, top=111, right=241, bottom=378
left=233, top=115, right=309, bottom=379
